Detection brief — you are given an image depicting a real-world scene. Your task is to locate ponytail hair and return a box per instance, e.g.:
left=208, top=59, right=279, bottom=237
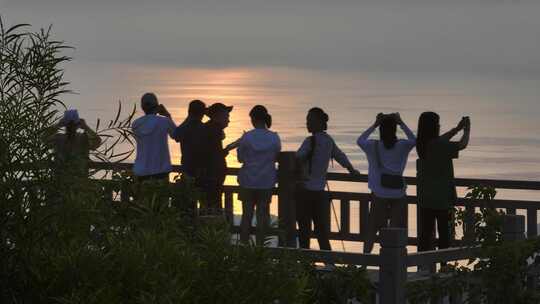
left=249, top=105, right=272, bottom=128
left=307, top=107, right=329, bottom=131
left=264, top=113, right=272, bottom=129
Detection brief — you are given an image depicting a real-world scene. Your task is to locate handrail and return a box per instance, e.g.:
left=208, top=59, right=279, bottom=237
left=266, top=247, right=381, bottom=266
left=88, top=161, right=540, bottom=191
left=407, top=246, right=480, bottom=266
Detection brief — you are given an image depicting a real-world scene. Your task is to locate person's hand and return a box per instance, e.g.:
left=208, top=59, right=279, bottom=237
left=157, top=104, right=171, bottom=118
left=457, top=117, right=468, bottom=130
left=394, top=112, right=403, bottom=125
left=375, top=113, right=384, bottom=126
left=349, top=168, right=361, bottom=177
left=463, top=116, right=471, bottom=131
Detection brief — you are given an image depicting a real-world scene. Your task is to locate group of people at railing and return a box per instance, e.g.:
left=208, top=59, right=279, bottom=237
left=52, top=92, right=471, bottom=255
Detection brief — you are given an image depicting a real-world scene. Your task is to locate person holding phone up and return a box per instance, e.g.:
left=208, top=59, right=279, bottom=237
left=357, top=112, right=416, bottom=254
left=416, top=113, right=471, bottom=254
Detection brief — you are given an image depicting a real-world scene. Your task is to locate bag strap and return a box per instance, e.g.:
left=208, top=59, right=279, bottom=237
left=373, top=141, right=384, bottom=170
left=374, top=141, right=400, bottom=175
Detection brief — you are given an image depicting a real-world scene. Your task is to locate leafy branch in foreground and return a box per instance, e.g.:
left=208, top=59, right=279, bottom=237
left=407, top=186, right=540, bottom=304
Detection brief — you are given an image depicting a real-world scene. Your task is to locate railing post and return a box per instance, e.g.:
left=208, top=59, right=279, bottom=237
left=526, top=208, right=538, bottom=238
left=503, top=214, right=526, bottom=241
left=278, top=152, right=297, bottom=248
left=380, top=228, right=407, bottom=304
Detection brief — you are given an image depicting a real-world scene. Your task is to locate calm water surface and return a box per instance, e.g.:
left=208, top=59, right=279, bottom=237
left=65, top=62, right=540, bottom=251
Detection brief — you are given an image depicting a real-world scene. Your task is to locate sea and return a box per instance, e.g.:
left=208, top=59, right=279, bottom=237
left=64, top=62, right=540, bottom=252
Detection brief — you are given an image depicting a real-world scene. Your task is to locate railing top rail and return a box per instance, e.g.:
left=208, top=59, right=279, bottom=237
left=407, top=246, right=480, bottom=266
left=266, top=247, right=381, bottom=266
left=88, top=161, right=540, bottom=191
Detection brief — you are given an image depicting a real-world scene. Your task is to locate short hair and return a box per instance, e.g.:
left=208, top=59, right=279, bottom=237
left=141, top=92, right=158, bottom=113
left=188, top=100, right=206, bottom=117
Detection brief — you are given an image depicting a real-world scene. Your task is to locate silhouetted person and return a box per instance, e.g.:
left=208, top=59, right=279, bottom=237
left=237, top=105, right=281, bottom=245
left=52, top=109, right=101, bottom=177
left=416, top=112, right=470, bottom=253
left=357, top=113, right=416, bottom=254
left=132, top=93, right=176, bottom=181
left=296, top=107, right=360, bottom=251
left=173, top=100, right=206, bottom=178
left=199, top=102, right=234, bottom=212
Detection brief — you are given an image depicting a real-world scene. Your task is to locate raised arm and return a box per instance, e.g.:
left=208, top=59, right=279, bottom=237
left=395, top=113, right=416, bottom=147
left=440, top=117, right=470, bottom=149
left=156, top=104, right=177, bottom=138
left=396, top=114, right=415, bottom=140
left=457, top=117, right=471, bottom=150
left=357, top=113, right=382, bottom=150
left=79, top=119, right=101, bottom=150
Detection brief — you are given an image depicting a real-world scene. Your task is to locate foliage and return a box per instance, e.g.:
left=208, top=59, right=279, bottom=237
left=407, top=186, right=540, bottom=304
left=0, top=19, right=373, bottom=304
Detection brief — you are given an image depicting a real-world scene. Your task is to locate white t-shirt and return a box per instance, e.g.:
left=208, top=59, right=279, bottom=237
left=297, top=132, right=354, bottom=191
left=132, top=114, right=176, bottom=176
left=237, top=128, right=281, bottom=189
left=357, top=124, right=416, bottom=198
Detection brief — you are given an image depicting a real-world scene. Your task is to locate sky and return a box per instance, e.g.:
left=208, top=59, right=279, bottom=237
left=2, top=0, right=540, bottom=75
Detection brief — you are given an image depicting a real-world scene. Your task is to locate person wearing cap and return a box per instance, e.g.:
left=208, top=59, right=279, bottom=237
left=296, top=107, right=360, bottom=251
left=51, top=109, right=101, bottom=177
left=132, top=92, right=176, bottom=181
left=172, top=100, right=206, bottom=178
left=237, top=105, right=281, bottom=245
left=199, top=102, right=234, bottom=212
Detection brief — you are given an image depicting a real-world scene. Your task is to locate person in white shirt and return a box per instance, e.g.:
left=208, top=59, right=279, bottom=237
left=296, top=107, right=360, bottom=251
left=237, top=105, right=281, bottom=245
left=132, top=92, right=176, bottom=181
left=357, top=113, right=416, bottom=253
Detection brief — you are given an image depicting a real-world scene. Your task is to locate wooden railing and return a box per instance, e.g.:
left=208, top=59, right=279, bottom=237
left=88, top=152, right=540, bottom=304
left=90, top=151, right=540, bottom=245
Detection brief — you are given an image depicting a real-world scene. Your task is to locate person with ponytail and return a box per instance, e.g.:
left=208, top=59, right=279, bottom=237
left=416, top=112, right=470, bottom=254
left=296, top=107, right=360, bottom=251
left=357, top=112, right=416, bottom=254
left=237, top=105, right=281, bottom=245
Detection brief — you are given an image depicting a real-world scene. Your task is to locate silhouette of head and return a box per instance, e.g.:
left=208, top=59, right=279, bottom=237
left=62, top=109, right=80, bottom=136
left=249, top=105, right=272, bottom=129
left=307, top=107, right=328, bottom=133
left=188, top=100, right=206, bottom=121
left=141, top=93, right=159, bottom=114
left=206, top=102, right=233, bottom=129
left=380, top=114, right=398, bottom=149
left=417, top=111, right=441, bottom=159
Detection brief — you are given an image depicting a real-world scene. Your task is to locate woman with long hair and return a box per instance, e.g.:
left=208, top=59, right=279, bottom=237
left=357, top=112, right=416, bottom=254
left=416, top=112, right=470, bottom=253
left=296, top=107, right=360, bottom=251
left=237, top=105, right=281, bottom=245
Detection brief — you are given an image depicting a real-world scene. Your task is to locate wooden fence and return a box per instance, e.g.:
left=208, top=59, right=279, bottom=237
left=89, top=151, right=540, bottom=304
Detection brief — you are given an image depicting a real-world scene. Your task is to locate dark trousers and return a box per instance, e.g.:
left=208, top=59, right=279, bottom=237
left=296, top=189, right=331, bottom=251
left=418, top=206, right=452, bottom=252
left=363, top=195, right=407, bottom=254
left=201, top=175, right=225, bottom=211
left=136, top=172, right=169, bottom=182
